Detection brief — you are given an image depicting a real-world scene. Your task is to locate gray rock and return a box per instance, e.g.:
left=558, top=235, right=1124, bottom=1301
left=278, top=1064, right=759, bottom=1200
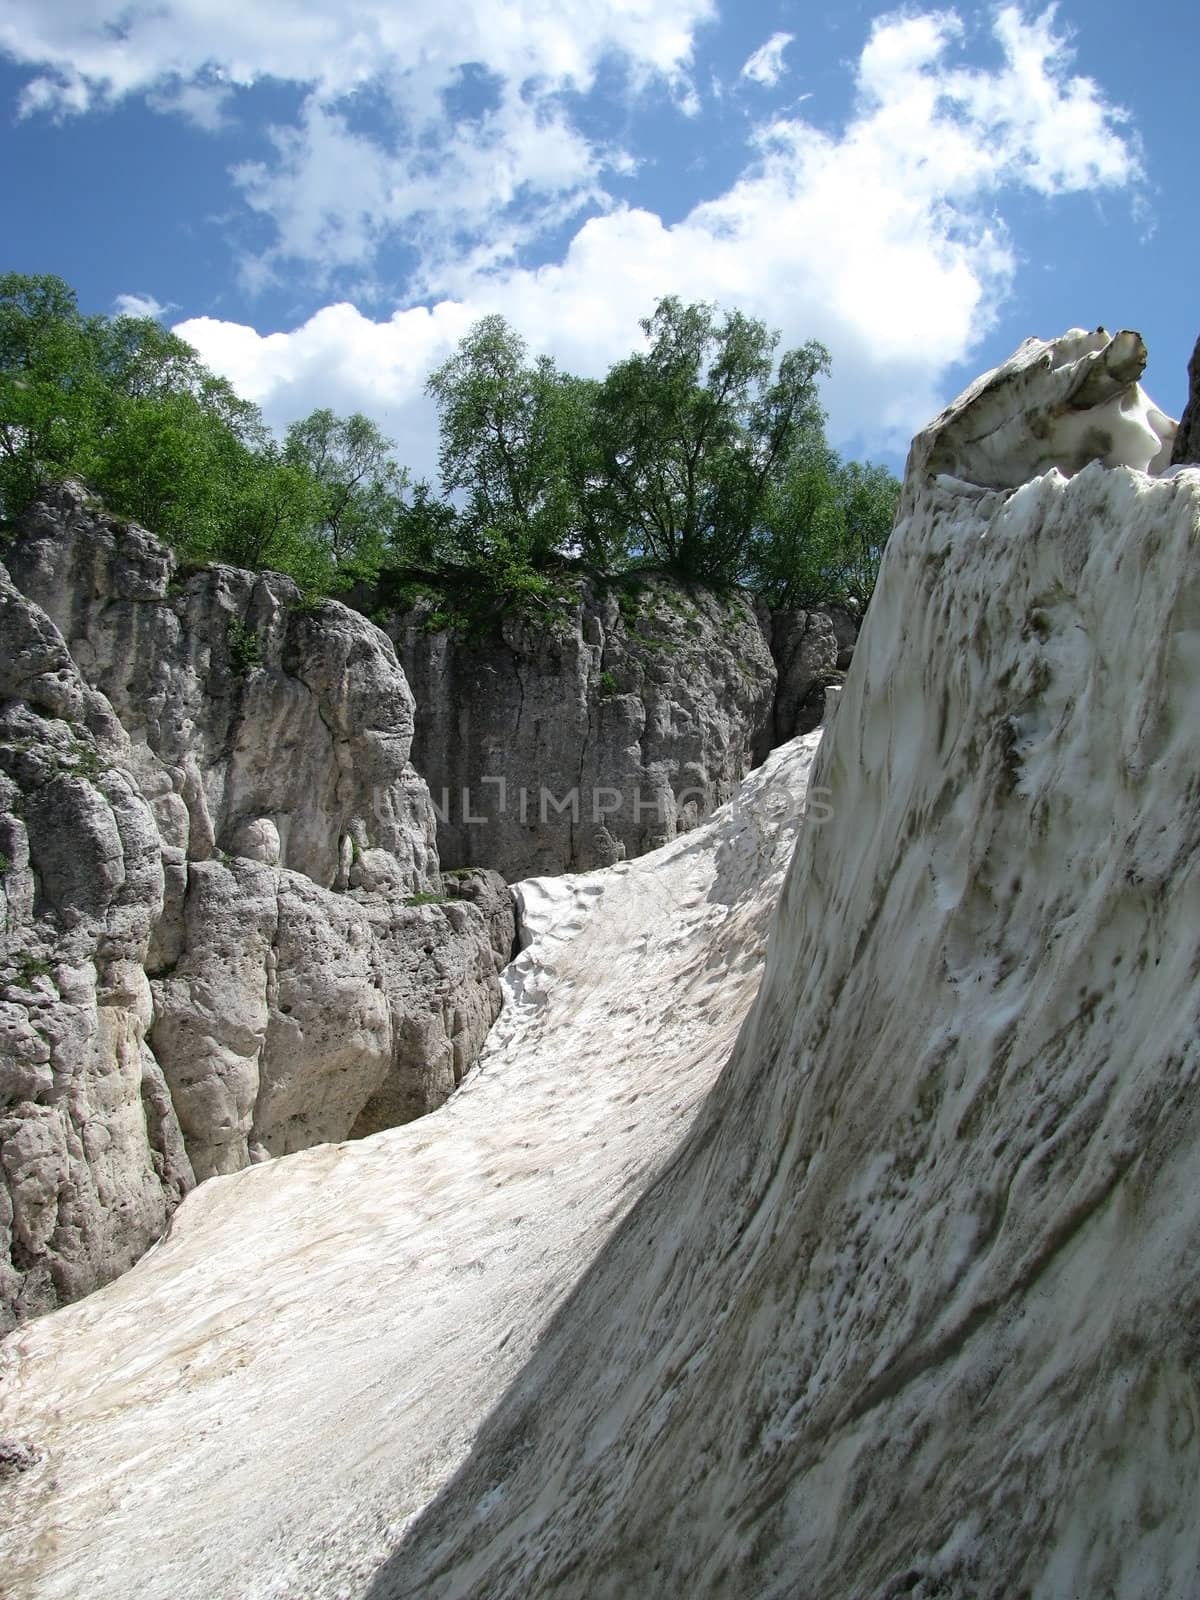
left=349, top=889, right=507, bottom=1135
left=824, top=602, right=861, bottom=668
left=1170, top=334, right=1200, bottom=466
left=0, top=581, right=193, bottom=1333
left=0, top=492, right=513, bottom=1329
left=758, top=608, right=842, bottom=747
left=385, top=578, right=776, bottom=880
left=9, top=481, right=439, bottom=894
left=147, top=858, right=511, bottom=1180
left=443, top=867, right=518, bottom=971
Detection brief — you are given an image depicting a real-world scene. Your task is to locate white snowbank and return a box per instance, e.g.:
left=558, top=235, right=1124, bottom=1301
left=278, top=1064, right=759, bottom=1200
left=380, top=441, right=1200, bottom=1589
left=0, top=734, right=821, bottom=1600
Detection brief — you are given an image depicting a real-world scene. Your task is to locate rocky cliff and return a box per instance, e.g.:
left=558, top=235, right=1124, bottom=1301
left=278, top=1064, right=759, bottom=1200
left=1, top=327, right=1195, bottom=1598
left=0, top=485, right=511, bottom=1329
left=381, top=579, right=855, bottom=880
left=754, top=600, right=858, bottom=755
left=384, top=578, right=776, bottom=878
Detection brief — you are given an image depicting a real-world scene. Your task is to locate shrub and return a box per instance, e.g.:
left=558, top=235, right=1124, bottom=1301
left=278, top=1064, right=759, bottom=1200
left=227, top=616, right=262, bottom=674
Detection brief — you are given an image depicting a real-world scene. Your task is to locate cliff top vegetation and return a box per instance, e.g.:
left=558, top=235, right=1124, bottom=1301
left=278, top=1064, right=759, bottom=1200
left=0, top=272, right=898, bottom=618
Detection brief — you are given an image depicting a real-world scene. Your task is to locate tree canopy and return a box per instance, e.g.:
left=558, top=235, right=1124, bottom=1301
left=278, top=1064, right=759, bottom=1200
left=591, top=296, right=831, bottom=583
left=0, top=272, right=898, bottom=611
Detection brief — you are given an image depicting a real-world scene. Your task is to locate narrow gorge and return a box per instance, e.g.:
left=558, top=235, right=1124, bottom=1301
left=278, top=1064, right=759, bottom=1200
left=1, top=480, right=858, bottom=1329
left=1, top=325, right=1197, bottom=1600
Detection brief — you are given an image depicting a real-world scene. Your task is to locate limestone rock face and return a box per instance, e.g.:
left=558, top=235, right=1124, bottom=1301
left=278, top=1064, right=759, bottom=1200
left=1170, top=333, right=1200, bottom=465
left=442, top=867, right=518, bottom=971
left=148, top=859, right=392, bottom=1180
left=9, top=481, right=439, bottom=894
left=387, top=578, right=776, bottom=879
left=0, top=491, right=510, bottom=1329
left=350, top=882, right=512, bottom=1137
left=757, top=606, right=842, bottom=748
left=0, top=570, right=192, bottom=1329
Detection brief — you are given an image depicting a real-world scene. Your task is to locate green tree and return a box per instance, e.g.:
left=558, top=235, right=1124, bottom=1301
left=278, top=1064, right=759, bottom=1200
left=591, top=296, right=830, bottom=585
left=283, top=408, right=409, bottom=579
left=210, top=443, right=327, bottom=580
left=0, top=273, right=339, bottom=588
left=750, top=447, right=899, bottom=609
left=0, top=273, right=102, bottom=518
left=829, top=458, right=899, bottom=604
left=2, top=272, right=895, bottom=616
left=426, top=315, right=605, bottom=568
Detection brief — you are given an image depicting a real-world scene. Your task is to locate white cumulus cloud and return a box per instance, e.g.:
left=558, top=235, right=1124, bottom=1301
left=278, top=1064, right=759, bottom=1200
left=740, top=31, right=793, bottom=88
left=112, top=292, right=170, bottom=319
left=1, top=0, right=715, bottom=283
left=172, top=6, right=1141, bottom=475
left=0, top=0, right=713, bottom=108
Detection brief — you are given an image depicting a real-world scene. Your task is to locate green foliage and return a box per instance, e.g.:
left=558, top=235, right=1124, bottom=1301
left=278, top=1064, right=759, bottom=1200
left=0, top=854, right=10, bottom=877
left=590, top=296, right=830, bottom=587
left=0, top=274, right=414, bottom=597
left=598, top=670, right=619, bottom=697
left=4, top=728, right=105, bottom=783
left=282, top=408, right=409, bottom=583
left=226, top=616, right=262, bottom=674
left=611, top=579, right=648, bottom=624
left=65, top=737, right=105, bottom=781
left=0, top=273, right=898, bottom=621
left=0, top=273, right=104, bottom=516
left=403, top=892, right=448, bottom=907
left=426, top=316, right=610, bottom=570
left=748, top=445, right=899, bottom=608
left=11, top=950, right=52, bottom=987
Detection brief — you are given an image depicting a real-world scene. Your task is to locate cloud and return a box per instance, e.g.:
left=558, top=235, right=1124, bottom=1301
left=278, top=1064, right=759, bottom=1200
left=740, top=31, right=794, bottom=89
left=172, top=6, right=1140, bottom=472
left=229, top=85, right=616, bottom=292
left=113, top=292, right=170, bottom=319
left=0, top=1, right=714, bottom=107
left=1, top=0, right=714, bottom=285
left=147, top=78, right=233, bottom=132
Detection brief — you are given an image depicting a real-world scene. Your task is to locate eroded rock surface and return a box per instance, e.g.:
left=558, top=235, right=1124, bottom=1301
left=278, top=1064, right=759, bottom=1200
left=0, top=569, right=191, bottom=1327
left=756, top=606, right=841, bottom=748
left=1170, top=332, right=1200, bottom=466
left=384, top=578, right=777, bottom=879
left=9, top=482, right=439, bottom=893
left=1, top=489, right=510, bottom=1329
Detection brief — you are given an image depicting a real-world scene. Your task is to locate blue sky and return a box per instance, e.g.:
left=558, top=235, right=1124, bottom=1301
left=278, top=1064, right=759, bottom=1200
left=1, top=1, right=1195, bottom=480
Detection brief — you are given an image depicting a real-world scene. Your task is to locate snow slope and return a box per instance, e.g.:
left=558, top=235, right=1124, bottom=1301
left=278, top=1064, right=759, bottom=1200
left=374, top=340, right=1200, bottom=1598
left=0, top=732, right=823, bottom=1600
